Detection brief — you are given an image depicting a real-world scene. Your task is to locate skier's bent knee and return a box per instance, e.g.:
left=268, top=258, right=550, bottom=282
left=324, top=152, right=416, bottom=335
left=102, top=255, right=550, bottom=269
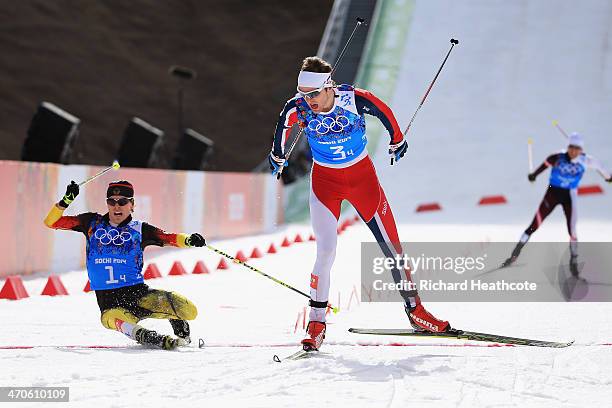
left=169, top=292, right=198, bottom=320
left=177, top=301, right=198, bottom=321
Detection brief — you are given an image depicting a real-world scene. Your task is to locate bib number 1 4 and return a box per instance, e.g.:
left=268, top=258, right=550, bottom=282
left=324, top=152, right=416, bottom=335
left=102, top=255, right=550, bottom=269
left=105, top=265, right=126, bottom=284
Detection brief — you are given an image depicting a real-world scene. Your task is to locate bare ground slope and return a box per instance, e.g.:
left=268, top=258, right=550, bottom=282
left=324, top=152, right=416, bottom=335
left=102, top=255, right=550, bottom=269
left=0, top=0, right=331, bottom=170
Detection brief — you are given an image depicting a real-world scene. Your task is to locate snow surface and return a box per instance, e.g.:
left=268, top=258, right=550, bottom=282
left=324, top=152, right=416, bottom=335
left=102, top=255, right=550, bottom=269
left=2, top=220, right=612, bottom=407
left=3, top=0, right=612, bottom=406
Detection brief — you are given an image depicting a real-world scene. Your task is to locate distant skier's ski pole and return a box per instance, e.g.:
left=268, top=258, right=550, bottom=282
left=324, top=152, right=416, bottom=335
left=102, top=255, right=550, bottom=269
left=393, top=38, right=459, bottom=165
left=552, top=120, right=569, bottom=139
left=527, top=138, right=534, bottom=172
left=277, top=17, right=366, bottom=180
left=206, top=244, right=339, bottom=313
left=78, top=160, right=121, bottom=187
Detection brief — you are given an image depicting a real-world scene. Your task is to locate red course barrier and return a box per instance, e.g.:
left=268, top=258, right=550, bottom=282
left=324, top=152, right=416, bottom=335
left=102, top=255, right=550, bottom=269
left=578, top=184, right=604, bottom=195
left=217, top=258, right=229, bottom=270
left=192, top=261, right=210, bottom=275
left=0, top=276, right=29, bottom=300
left=478, top=195, right=507, bottom=206
left=267, top=244, right=277, bottom=254
left=41, top=275, right=68, bottom=296
left=235, top=250, right=248, bottom=262
left=416, top=203, right=442, bottom=212
left=168, top=261, right=188, bottom=276
left=143, top=263, right=162, bottom=279
left=250, top=247, right=263, bottom=258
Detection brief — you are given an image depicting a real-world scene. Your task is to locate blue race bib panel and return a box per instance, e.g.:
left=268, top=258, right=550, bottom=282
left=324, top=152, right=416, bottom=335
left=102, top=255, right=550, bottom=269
left=86, top=218, right=145, bottom=290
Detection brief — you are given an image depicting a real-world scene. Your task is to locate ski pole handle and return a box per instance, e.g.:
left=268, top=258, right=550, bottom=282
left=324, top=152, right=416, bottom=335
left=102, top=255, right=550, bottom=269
left=527, top=138, right=534, bottom=172
left=206, top=244, right=339, bottom=313
left=78, top=161, right=121, bottom=187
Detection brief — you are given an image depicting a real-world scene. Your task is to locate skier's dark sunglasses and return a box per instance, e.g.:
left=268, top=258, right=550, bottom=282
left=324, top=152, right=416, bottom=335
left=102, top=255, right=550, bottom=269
left=106, top=197, right=132, bottom=206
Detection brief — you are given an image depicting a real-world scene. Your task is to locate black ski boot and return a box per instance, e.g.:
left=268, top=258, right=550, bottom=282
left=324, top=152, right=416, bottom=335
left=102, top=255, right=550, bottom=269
left=502, top=241, right=525, bottom=267
left=134, top=327, right=178, bottom=350
left=170, top=319, right=191, bottom=346
left=570, top=255, right=579, bottom=276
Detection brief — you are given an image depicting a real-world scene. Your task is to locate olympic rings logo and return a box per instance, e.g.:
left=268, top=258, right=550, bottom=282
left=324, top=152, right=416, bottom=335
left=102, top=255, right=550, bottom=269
left=558, top=163, right=581, bottom=176
left=307, top=115, right=350, bottom=135
left=94, top=228, right=133, bottom=246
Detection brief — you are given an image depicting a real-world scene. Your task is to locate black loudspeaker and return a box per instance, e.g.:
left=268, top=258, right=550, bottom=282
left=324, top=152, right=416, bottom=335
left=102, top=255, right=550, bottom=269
left=21, top=102, right=80, bottom=163
left=117, top=117, right=164, bottom=168
left=173, top=128, right=214, bottom=170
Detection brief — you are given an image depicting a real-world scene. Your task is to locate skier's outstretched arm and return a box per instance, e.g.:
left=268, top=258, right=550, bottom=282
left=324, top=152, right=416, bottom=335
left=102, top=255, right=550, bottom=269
left=528, top=153, right=560, bottom=182
left=141, top=223, right=206, bottom=248
left=355, top=88, right=407, bottom=163
left=585, top=155, right=612, bottom=182
left=43, top=181, right=92, bottom=232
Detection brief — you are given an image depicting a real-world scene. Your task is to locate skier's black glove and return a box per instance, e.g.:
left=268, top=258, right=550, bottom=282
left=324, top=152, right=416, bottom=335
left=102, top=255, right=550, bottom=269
left=389, top=140, right=408, bottom=164
left=59, top=181, right=79, bottom=208
left=528, top=173, right=537, bottom=182
left=268, top=152, right=288, bottom=176
left=607, top=177, right=612, bottom=183
left=185, top=233, right=206, bottom=247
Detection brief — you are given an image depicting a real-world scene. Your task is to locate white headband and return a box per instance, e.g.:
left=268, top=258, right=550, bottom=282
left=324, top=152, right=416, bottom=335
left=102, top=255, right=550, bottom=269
left=297, top=71, right=331, bottom=88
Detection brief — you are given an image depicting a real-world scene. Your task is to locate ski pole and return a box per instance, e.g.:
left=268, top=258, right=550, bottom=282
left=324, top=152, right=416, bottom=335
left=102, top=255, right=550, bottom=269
left=277, top=18, right=366, bottom=180
left=78, top=161, right=121, bottom=187
left=551, top=120, right=569, bottom=139
left=393, top=38, right=459, bottom=165
left=276, top=127, right=305, bottom=180
left=527, top=138, right=534, bottom=172
left=206, top=244, right=339, bottom=313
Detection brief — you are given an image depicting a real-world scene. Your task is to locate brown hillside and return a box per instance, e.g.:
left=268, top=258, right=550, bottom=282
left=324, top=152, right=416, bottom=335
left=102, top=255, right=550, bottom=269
left=0, top=0, right=332, bottom=171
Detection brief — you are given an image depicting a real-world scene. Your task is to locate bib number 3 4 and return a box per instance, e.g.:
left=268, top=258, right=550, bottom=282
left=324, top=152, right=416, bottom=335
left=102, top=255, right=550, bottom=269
left=331, top=146, right=354, bottom=161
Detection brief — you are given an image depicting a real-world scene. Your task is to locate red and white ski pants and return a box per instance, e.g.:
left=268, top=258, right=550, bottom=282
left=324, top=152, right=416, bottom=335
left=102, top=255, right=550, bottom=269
left=308, top=155, right=418, bottom=321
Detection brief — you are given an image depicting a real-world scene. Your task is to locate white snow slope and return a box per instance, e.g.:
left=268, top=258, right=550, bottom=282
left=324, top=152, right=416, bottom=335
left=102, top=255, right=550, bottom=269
left=376, top=0, right=612, bottom=224
left=1, top=222, right=612, bottom=408
left=2, top=1, right=612, bottom=407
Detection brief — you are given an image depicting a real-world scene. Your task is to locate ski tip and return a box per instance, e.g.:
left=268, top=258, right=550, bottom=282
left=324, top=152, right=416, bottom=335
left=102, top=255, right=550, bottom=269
left=198, top=338, right=205, bottom=349
left=273, top=354, right=281, bottom=363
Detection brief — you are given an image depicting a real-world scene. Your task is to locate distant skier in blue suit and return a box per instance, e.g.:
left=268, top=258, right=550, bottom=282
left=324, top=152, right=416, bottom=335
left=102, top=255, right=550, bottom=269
left=503, top=133, right=611, bottom=271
